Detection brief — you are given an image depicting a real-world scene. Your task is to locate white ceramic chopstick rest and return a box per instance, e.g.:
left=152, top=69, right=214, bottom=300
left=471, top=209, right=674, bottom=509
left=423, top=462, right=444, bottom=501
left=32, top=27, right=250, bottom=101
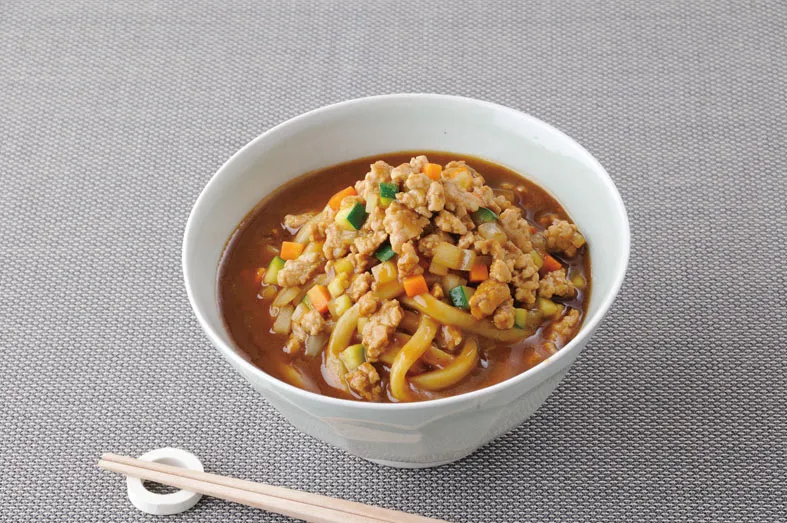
left=126, top=448, right=204, bottom=515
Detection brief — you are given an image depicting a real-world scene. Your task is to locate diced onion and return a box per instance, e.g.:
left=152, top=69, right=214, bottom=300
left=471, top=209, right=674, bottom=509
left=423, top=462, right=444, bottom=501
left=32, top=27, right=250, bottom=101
left=478, top=222, right=507, bottom=243
left=272, top=305, right=294, bottom=334
left=371, top=261, right=397, bottom=284
left=293, top=214, right=321, bottom=244
left=433, top=242, right=476, bottom=271
left=272, top=286, right=301, bottom=307
left=365, top=193, right=379, bottom=213
left=428, top=259, right=449, bottom=276
left=291, top=302, right=307, bottom=323
left=441, top=274, right=466, bottom=295
left=433, top=242, right=463, bottom=268
left=305, top=333, right=327, bottom=357
left=259, top=285, right=277, bottom=300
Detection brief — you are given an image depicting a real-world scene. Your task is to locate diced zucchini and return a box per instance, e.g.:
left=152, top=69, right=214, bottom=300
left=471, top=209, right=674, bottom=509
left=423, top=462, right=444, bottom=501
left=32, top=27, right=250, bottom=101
left=471, top=207, right=498, bottom=225
left=371, top=260, right=397, bottom=284
left=263, top=256, right=286, bottom=285
left=301, top=294, right=313, bottom=310
left=530, top=250, right=544, bottom=269
left=333, top=257, right=354, bottom=274
left=374, top=241, right=395, bottom=262
left=379, top=182, right=399, bottom=206
left=328, top=273, right=349, bottom=298
left=340, top=344, right=366, bottom=371
left=537, top=297, right=563, bottom=318
left=514, top=308, right=543, bottom=330
left=449, top=285, right=473, bottom=310
left=335, top=202, right=368, bottom=230
left=514, top=308, right=528, bottom=329
left=329, top=294, right=353, bottom=319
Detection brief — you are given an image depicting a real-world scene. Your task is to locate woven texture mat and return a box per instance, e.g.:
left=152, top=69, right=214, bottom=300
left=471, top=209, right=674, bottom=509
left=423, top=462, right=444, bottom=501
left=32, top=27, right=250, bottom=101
left=2, top=1, right=786, bottom=521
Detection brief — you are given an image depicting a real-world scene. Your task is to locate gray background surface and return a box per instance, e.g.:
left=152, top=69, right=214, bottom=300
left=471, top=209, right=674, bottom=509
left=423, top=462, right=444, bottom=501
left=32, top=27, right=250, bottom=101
left=1, top=1, right=786, bottom=521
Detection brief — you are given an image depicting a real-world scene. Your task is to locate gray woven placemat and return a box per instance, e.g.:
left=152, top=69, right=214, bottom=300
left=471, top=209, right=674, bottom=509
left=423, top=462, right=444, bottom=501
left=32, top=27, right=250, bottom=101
left=2, top=1, right=785, bottom=521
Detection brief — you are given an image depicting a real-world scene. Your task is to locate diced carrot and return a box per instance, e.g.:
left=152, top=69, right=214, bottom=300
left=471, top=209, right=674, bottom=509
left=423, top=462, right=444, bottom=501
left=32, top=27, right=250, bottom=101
left=280, top=241, right=305, bottom=260
left=424, top=163, right=442, bottom=180
left=327, top=186, right=358, bottom=211
left=307, top=285, right=331, bottom=314
left=541, top=253, right=562, bottom=273
left=529, top=226, right=536, bottom=234
left=403, top=275, right=429, bottom=297
left=469, top=262, right=489, bottom=282
left=253, top=267, right=266, bottom=285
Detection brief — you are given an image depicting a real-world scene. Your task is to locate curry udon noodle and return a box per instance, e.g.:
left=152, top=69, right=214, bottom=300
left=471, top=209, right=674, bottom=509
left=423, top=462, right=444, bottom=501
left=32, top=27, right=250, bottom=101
left=219, top=153, right=590, bottom=403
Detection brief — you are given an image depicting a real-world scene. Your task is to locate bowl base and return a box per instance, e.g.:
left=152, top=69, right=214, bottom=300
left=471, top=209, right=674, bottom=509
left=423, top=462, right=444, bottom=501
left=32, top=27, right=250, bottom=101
left=366, top=450, right=473, bottom=468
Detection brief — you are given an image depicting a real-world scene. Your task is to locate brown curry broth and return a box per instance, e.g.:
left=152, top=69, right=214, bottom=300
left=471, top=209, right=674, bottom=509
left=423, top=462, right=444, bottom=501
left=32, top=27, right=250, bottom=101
left=218, top=152, right=590, bottom=402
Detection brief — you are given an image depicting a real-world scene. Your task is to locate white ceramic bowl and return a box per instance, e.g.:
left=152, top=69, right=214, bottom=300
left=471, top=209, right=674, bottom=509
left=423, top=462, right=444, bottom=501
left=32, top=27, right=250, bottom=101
left=183, top=94, right=630, bottom=468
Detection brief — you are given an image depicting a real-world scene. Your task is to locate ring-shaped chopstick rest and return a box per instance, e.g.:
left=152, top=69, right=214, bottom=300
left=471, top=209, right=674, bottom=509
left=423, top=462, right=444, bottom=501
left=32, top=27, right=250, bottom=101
left=126, top=448, right=204, bottom=515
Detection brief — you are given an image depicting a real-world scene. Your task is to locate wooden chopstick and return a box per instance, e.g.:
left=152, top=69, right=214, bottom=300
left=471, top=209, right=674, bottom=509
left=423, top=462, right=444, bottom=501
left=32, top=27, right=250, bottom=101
left=98, top=453, right=447, bottom=523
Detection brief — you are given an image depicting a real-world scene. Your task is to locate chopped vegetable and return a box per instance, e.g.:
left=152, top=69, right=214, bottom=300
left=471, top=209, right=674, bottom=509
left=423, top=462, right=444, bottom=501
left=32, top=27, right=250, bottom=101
left=374, top=241, right=395, bottom=262
left=263, top=256, right=286, bottom=285
left=327, top=274, right=348, bottom=298
left=253, top=267, right=266, bottom=285
left=259, top=285, right=277, bottom=300
left=357, top=316, right=369, bottom=333
left=379, top=182, right=399, bottom=206
left=537, top=297, right=563, bottom=317
left=449, top=285, right=474, bottom=309
left=327, top=186, right=357, bottom=211
left=304, top=241, right=324, bottom=254
left=335, top=202, right=368, bottom=230
left=571, top=273, right=587, bottom=289
left=471, top=207, right=498, bottom=225
left=541, top=253, right=562, bottom=273
left=333, top=257, right=354, bottom=274
left=307, top=285, right=331, bottom=314
left=433, top=242, right=477, bottom=271
left=301, top=294, right=312, bottom=310
left=328, top=294, right=352, bottom=319
left=305, top=334, right=327, bottom=357
left=280, top=241, right=305, bottom=260
left=292, top=303, right=307, bottom=323
left=477, top=222, right=507, bottom=243
left=371, top=260, right=397, bottom=284
left=514, top=308, right=543, bottom=330
left=441, top=273, right=466, bottom=296
left=469, top=262, right=489, bottom=282
left=530, top=250, right=544, bottom=269
left=340, top=344, right=366, bottom=372
left=428, top=259, right=449, bottom=276
left=365, top=193, right=379, bottom=213
left=403, top=274, right=429, bottom=297
left=452, top=169, right=474, bottom=190
left=424, top=163, right=442, bottom=180
left=514, top=308, right=528, bottom=329
left=272, top=305, right=294, bottom=335
left=273, top=286, right=301, bottom=307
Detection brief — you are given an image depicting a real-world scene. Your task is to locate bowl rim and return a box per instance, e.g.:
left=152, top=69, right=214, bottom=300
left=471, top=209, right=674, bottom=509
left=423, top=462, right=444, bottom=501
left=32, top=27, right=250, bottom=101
left=183, top=93, right=630, bottom=411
